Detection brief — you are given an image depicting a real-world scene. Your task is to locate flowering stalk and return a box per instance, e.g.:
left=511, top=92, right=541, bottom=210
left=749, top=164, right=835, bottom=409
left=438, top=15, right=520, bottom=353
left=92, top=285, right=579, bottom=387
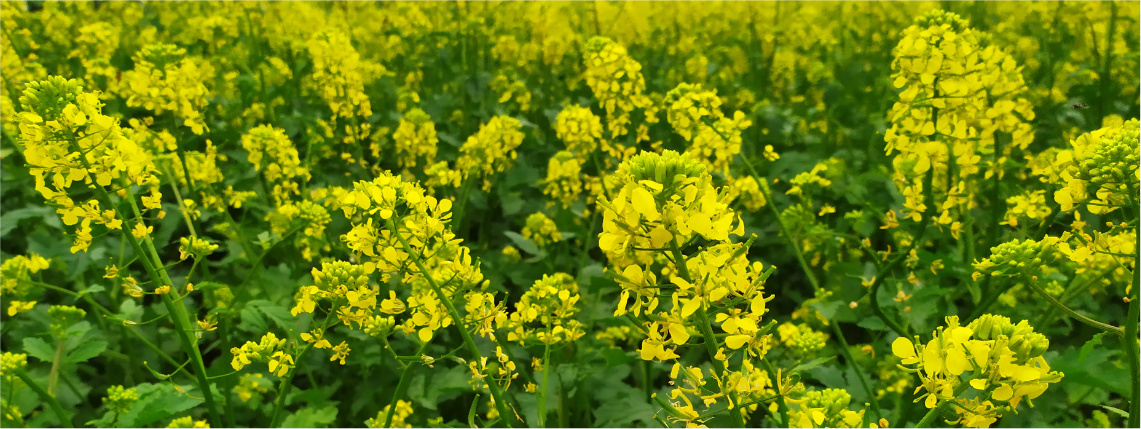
left=270, top=310, right=335, bottom=428
left=736, top=139, right=883, bottom=420
left=383, top=342, right=429, bottom=429
left=385, top=218, right=521, bottom=427
left=67, top=133, right=223, bottom=428
left=668, top=240, right=746, bottom=429
left=1126, top=211, right=1140, bottom=428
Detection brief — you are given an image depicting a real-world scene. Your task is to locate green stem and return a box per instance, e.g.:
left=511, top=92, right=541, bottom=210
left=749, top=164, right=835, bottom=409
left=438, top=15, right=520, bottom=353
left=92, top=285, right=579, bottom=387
left=759, top=359, right=789, bottom=428
left=72, top=138, right=222, bottom=427
left=669, top=240, right=745, bottom=428
left=14, top=370, right=72, bottom=427
left=271, top=310, right=334, bottom=428
left=386, top=218, right=521, bottom=427
left=743, top=159, right=882, bottom=420
left=384, top=342, right=429, bottom=428
left=1026, top=280, right=1123, bottom=335
left=1124, top=221, right=1140, bottom=428
left=913, top=402, right=945, bottom=428
left=538, top=342, right=551, bottom=428
left=47, top=339, right=63, bottom=396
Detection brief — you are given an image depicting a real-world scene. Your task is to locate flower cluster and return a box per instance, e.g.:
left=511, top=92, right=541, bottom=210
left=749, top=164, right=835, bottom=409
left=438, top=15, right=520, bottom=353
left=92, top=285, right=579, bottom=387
left=522, top=212, right=562, bottom=248
left=582, top=36, right=651, bottom=137
left=502, top=273, right=584, bottom=344
left=554, top=105, right=603, bottom=160
left=598, top=150, right=742, bottom=266
left=305, top=29, right=380, bottom=121
left=391, top=108, right=439, bottom=170
left=455, top=116, right=525, bottom=191
left=18, top=77, right=163, bottom=253
left=664, top=83, right=752, bottom=173
left=1052, top=117, right=1140, bottom=214
left=241, top=125, right=310, bottom=205
left=787, top=388, right=868, bottom=428
left=542, top=151, right=584, bottom=209
left=1, top=254, right=49, bottom=301
left=885, top=10, right=1036, bottom=229
left=120, top=43, right=213, bottom=135
left=230, top=332, right=294, bottom=377
left=892, top=315, right=1062, bottom=428
left=364, top=400, right=414, bottom=428
left=103, top=385, right=139, bottom=415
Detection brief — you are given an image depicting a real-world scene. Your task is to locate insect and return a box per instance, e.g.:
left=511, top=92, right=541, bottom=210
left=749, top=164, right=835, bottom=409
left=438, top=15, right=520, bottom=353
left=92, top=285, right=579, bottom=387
left=1072, top=103, right=1089, bottom=109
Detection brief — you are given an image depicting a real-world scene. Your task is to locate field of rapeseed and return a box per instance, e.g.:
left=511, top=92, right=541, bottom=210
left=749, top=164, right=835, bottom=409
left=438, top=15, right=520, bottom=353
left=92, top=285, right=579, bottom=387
left=1, top=1, right=1139, bottom=428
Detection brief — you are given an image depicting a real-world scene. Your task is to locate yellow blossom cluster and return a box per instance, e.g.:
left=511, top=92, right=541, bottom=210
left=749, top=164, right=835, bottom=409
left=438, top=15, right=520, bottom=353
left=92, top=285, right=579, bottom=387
left=455, top=116, right=525, bottom=191
left=120, top=43, right=213, bottom=135
left=522, top=212, right=562, bottom=248
left=885, top=10, right=1036, bottom=233
left=893, top=315, right=1062, bottom=428
left=501, top=273, right=584, bottom=344
left=542, top=151, right=584, bottom=209
left=391, top=108, right=438, bottom=170
left=230, top=332, right=294, bottom=377
left=1052, top=117, right=1140, bottom=214
left=664, top=83, right=752, bottom=173
left=582, top=36, right=651, bottom=138
left=554, top=105, right=603, bottom=160
left=18, top=76, right=163, bottom=253
left=305, top=29, right=380, bottom=121
left=788, top=388, right=869, bottom=428
left=241, top=125, right=311, bottom=205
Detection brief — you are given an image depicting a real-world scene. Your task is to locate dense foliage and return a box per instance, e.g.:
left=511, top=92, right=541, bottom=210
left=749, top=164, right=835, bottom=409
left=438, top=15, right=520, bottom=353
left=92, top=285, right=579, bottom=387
left=1, top=2, right=1139, bottom=428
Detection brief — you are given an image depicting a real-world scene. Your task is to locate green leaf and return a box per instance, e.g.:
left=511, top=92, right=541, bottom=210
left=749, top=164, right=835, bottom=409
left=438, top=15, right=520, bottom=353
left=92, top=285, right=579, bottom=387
left=504, top=231, right=540, bottom=255
left=0, top=206, right=59, bottom=237
left=280, top=405, right=338, bottom=428
left=857, top=317, right=888, bottom=331
left=117, top=383, right=203, bottom=428
left=787, top=356, right=836, bottom=375
left=1078, top=332, right=1106, bottom=364
left=63, top=339, right=107, bottom=364
left=23, top=337, right=55, bottom=362
left=248, top=300, right=295, bottom=333
left=593, top=384, right=656, bottom=427
left=239, top=305, right=268, bottom=333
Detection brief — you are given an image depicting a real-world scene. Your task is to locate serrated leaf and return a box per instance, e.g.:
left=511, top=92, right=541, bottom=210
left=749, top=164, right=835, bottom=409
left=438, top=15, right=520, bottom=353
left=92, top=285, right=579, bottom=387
left=248, top=299, right=294, bottom=332
left=23, top=337, right=56, bottom=362
left=118, top=383, right=203, bottom=428
left=239, top=305, right=267, bottom=333
left=280, top=405, right=338, bottom=428
left=63, top=339, right=107, bottom=364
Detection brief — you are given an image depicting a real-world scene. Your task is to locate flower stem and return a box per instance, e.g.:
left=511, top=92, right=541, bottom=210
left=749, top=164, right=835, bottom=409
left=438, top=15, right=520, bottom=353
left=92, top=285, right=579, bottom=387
left=1025, top=281, right=1123, bottom=335
left=15, top=370, right=72, bottom=427
left=538, top=342, right=552, bottom=427
left=1125, top=219, right=1140, bottom=428
left=271, top=310, right=334, bottom=428
left=384, top=342, right=429, bottom=428
left=669, top=240, right=745, bottom=429
left=73, top=142, right=222, bottom=428
left=386, top=218, right=521, bottom=427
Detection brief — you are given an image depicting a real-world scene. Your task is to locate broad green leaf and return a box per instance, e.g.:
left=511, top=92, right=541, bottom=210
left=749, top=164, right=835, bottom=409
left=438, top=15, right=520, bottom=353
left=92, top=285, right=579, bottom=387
left=63, top=339, right=107, bottom=364
left=23, top=337, right=55, bottom=362
left=281, top=406, right=338, bottom=428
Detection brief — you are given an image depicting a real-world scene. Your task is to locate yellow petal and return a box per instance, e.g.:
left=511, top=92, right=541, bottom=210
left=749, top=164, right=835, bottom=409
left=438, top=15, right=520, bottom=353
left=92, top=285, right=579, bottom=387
left=892, top=337, right=917, bottom=360
left=992, top=385, right=1014, bottom=401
